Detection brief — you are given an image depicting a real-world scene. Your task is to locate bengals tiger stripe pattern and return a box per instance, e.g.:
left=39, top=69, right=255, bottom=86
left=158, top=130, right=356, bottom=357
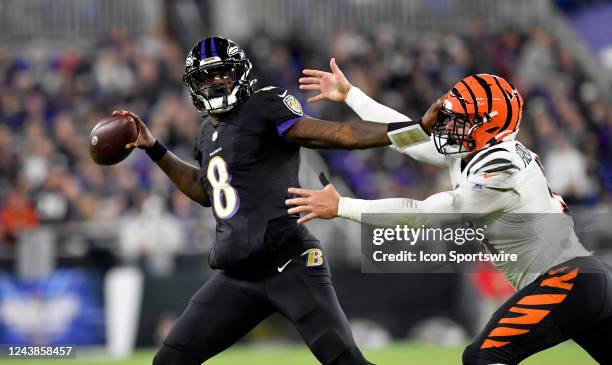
left=480, top=267, right=578, bottom=350
left=442, top=74, right=523, bottom=152
left=463, top=256, right=612, bottom=365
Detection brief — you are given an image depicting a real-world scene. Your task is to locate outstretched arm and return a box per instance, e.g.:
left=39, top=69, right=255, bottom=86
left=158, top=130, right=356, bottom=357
left=300, top=58, right=413, bottom=124
left=114, top=110, right=210, bottom=207
left=284, top=116, right=391, bottom=150
left=284, top=96, right=445, bottom=151
left=286, top=181, right=516, bottom=225
left=299, top=58, right=448, bottom=167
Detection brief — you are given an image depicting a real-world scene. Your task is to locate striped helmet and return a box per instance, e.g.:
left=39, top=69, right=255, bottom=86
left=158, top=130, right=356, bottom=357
left=433, top=74, right=523, bottom=155
left=182, top=36, right=255, bottom=113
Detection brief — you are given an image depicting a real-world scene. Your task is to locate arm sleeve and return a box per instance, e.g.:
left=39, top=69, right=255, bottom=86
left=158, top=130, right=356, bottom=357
left=345, top=87, right=410, bottom=123
left=344, top=87, right=448, bottom=168
left=337, top=185, right=517, bottom=228
left=263, top=88, right=306, bottom=136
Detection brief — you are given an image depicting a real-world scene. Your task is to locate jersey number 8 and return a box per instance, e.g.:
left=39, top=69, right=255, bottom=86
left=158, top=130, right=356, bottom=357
left=207, top=156, right=239, bottom=219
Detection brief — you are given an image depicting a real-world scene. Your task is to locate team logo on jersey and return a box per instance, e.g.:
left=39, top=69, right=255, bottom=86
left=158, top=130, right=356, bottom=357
left=283, top=95, right=303, bottom=116
left=212, top=130, right=218, bottom=141
left=301, top=248, right=324, bottom=267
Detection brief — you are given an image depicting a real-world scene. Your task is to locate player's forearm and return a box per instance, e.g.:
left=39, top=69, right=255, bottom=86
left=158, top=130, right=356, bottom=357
left=338, top=188, right=514, bottom=228
left=337, top=191, right=463, bottom=227
left=337, top=197, right=423, bottom=227
left=286, top=117, right=391, bottom=149
left=346, top=88, right=446, bottom=166
left=344, top=88, right=439, bottom=162
left=301, top=120, right=391, bottom=149
left=334, top=120, right=392, bottom=149
left=345, top=87, right=412, bottom=123
left=156, top=152, right=211, bottom=206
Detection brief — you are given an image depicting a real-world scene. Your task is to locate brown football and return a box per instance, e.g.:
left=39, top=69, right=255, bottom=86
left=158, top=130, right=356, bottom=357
left=89, top=116, right=138, bottom=165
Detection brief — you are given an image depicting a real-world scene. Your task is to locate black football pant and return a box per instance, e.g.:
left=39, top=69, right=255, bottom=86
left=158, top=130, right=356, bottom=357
left=152, top=247, right=372, bottom=365
left=463, top=256, right=612, bottom=364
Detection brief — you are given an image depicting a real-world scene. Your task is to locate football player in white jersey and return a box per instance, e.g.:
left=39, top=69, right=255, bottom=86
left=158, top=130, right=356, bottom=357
left=287, top=59, right=612, bottom=364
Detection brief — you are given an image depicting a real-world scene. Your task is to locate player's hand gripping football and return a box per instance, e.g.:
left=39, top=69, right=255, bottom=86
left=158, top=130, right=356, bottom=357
left=286, top=174, right=341, bottom=224
left=112, top=110, right=156, bottom=149
left=299, top=58, right=352, bottom=103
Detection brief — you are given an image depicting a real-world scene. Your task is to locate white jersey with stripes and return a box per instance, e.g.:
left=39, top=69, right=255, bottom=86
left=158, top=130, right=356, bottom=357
left=339, top=87, right=591, bottom=289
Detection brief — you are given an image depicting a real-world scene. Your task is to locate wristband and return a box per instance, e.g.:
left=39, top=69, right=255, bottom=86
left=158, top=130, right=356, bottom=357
left=387, top=119, right=430, bottom=149
left=145, top=140, right=167, bottom=162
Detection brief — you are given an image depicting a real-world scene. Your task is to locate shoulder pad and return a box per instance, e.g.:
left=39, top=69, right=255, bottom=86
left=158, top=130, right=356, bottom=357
left=464, top=141, right=525, bottom=189
left=254, top=86, right=303, bottom=117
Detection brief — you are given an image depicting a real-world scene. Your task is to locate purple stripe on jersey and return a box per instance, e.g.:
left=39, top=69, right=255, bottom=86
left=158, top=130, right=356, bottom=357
left=276, top=116, right=304, bottom=136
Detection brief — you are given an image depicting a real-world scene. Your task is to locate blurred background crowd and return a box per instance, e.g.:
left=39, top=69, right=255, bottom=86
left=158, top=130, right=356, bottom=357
left=2, top=13, right=611, bottom=248
left=0, top=0, right=611, bottom=351
left=289, top=25, right=611, bottom=203
left=0, top=30, right=201, bottom=245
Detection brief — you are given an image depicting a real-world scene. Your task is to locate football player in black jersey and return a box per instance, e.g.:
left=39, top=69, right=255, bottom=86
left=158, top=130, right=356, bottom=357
left=113, top=36, right=440, bottom=365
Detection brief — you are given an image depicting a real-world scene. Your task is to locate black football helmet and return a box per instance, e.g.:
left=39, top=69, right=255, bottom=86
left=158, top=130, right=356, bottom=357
left=182, top=36, right=255, bottom=113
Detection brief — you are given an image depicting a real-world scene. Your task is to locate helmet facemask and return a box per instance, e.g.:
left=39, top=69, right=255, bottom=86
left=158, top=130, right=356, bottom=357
left=183, top=61, right=252, bottom=114
left=433, top=109, right=480, bottom=156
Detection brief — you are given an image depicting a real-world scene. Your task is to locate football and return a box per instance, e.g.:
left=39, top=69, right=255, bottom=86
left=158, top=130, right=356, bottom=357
left=89, top=116, right=138, bottom=165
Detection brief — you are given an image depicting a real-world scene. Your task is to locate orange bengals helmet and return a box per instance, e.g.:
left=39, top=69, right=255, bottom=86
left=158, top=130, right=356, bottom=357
left=433, top=74, right=523, bottom=155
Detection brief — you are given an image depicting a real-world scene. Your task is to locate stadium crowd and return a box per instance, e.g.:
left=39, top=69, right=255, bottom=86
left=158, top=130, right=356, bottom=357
left=1, top=25, right=611, bottom=249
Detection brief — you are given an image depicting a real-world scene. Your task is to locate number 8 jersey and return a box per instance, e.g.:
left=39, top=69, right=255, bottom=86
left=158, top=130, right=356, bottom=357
left=194, top=86, right=314, bottom=270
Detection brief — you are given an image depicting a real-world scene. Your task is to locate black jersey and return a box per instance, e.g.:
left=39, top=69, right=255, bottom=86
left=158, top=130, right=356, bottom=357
left=194, top=86, right=316, bottom=270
